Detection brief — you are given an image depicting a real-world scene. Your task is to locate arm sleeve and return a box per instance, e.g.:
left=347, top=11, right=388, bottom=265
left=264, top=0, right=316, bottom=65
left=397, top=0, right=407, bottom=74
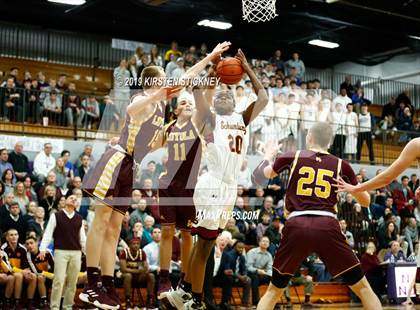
left=40, top=213, right=57, bottom=252
left=340, top=160, right=358, bottom=186
left=246, top=251, right=257, bottom=273
left=265, top=255, right=273, bottom=277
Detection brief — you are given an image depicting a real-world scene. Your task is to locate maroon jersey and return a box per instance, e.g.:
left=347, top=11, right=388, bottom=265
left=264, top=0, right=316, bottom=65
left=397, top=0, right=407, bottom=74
left=118, top=100, right=165, bottom=163
left=159, top=119, right=202, bottom=190
left=28, top=250, right=54, bottom=273
left=273, top=149, right=358, bottom=214
left=0, top=243, right=29, bottom=269
left=119, top=248, right=147, bottom=269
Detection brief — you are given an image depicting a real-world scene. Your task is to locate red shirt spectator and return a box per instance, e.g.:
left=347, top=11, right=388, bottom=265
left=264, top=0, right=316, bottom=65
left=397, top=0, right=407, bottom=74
left=393, top=176, right=415, bottom=215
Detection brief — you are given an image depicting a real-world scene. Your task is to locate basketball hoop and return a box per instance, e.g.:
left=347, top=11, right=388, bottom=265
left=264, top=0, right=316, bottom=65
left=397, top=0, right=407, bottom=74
left=242, top=0, right=278, bottom=23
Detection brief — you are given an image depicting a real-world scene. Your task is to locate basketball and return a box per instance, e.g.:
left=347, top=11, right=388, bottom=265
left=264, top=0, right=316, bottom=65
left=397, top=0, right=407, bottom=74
left=216, top=57, right=244, bottom=85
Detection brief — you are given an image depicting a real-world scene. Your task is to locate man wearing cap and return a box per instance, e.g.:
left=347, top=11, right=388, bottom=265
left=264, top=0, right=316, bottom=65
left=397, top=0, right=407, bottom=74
left=120, top=237, right=156, bottom=309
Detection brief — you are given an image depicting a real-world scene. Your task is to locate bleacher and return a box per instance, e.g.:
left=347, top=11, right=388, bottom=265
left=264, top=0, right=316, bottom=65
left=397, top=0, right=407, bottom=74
left=0, top=57, right=112, bottom=95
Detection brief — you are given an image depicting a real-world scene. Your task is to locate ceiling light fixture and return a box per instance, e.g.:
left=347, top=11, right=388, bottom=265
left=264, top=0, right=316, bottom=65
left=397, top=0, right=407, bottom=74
left=308, top=39, right=339, bottom=48
left=409, top=35, right=420, bottom=41
left=48, top=0, right=86, bottom=5
left=197, top=19, right=232, bottom=30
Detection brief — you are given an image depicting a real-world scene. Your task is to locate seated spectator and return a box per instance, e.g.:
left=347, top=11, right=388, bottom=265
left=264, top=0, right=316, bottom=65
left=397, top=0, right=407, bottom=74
left=409, top=174, right=419, bottom=193
left=37, top=171, right=62, bottom=202
left=129, top=198, right=148, bottom=228
left=215, top=240, right=251, bottom=309
left=2, top=169, right=16, bottom=195
left=225, top=218, right=240, bottom=239
left=1, top=202, right=29, bottom=244
left=393, top=175, right=415, bottom=217
left=285, top=52, right=305, bottom=79
left=396, top=107, right=413, bottom=132
left=1, top=228, right=37, bottom=309
left=407, top=242, right=419, bottom=263
left=64, top=91, right=84, bottom=127
left=43, top=91, right=62, bottom=124
left=61, top=150, right=74, bottom=173
left=257, top=196, right=275, bottom=222
left=53, top=157, right=70, bottom=194
left=119, top=238, right=156, bottom=309
left=361, top=242, right=383, bottom=298
left=67, top=176, right=82, bottom=196
left=33, top=143, right=55, bottom=182
left=1, top=76, right=22, bottom=122
left=339, top=219, right=355, bottom=249
left=381, top=96, right=397, bottom=121
left=0, top=148, right=15, bottom=183
left=81, top=95, right=100, bottom=129
left=24, top=176, right=38, bottom=202
left=8, top=142, right=29, bottom=181
left=284, top=265, right=314, bottom=308
left=56, top=74, right=67, bottom=91
left=14, top=182, right=29, bottom=215
left=248, top=187, right=265, bottom=211
left=0, top=192, right=15, bottom=217
left=384, top=241, right=406, bottom=263
left=140, top=161, right=159, bottom=189
left=378, top=221, right=401, bottom=251
left=246, top=236, right=272, bottom=306
left=39, top=78, right=59, bottom=105
left=25, top=235, right=54, bottom=309
left=404, top=218, right=418, bottom=256
left=122, top=221, right=149, bottom=247
left=140, top=178, right=158, bottom=208
left=38, top=185, right=59, bottom=221
left=269, top=50, right=285, bottom=73
left=164, top=41, right=182, bottom=64
left=264, top=216, right=282, bottom=255
left=75, top=154, right=91, bottom=181
left=28, top=207, right=47, bottom=239
left=256, top=213, right=271, bottom=243
left=142, top=227, right=160, bottom=307
left=307, top=254, right=331, bottom=282
left=76, top=144, right=95, bottom=169
left=143, top=215, right=155, bottom=244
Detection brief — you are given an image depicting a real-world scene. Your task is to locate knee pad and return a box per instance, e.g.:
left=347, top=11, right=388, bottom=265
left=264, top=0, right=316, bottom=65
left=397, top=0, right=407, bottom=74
left=341, top=265, right=364, bottom=286
left=271, top=269, right=292, bottom=289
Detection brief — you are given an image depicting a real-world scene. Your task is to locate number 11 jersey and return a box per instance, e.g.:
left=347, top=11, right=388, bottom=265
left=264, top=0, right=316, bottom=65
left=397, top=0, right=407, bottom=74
left=273, top=149, right=358, bottom=214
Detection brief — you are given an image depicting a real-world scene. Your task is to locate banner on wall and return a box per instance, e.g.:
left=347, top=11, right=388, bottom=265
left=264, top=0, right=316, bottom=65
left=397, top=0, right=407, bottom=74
left=0, top=135, right=64, bottom=154
left=111, top=38, right=154, bottom=53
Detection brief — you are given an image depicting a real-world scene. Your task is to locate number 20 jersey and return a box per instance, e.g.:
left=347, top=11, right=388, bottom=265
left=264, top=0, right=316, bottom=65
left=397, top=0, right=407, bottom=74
left=273, top=149, right=358, bottom=214
left=205, top=113, right=248, bottom=185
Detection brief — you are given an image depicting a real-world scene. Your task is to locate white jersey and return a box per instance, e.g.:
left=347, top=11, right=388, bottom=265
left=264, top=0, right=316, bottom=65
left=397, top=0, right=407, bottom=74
left=205, top=113, right=248, bottom=185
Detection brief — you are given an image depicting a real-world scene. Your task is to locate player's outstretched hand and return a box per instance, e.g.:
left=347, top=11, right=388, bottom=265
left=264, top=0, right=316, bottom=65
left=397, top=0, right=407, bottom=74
left=210, top=41, right=231, bottom=58
left=261, top=140, right=282, bottom=162
left=235, top=48, right=249, bottom=68
left=333, top=177, right=360, bottom=193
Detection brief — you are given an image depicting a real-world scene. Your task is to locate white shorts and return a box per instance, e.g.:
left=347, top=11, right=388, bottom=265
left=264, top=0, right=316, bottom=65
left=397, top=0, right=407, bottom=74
left=192, top=173, right=237, bottom=237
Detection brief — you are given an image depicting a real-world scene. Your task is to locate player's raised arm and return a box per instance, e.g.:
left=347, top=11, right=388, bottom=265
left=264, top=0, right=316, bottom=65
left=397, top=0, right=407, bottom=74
left=252, top=141, right=294, bottom=185
left=181, top=41, right=231, bottom=82
left=336, top=137, right=420, bottom=194
left=238, top=49, right=269, bottom=126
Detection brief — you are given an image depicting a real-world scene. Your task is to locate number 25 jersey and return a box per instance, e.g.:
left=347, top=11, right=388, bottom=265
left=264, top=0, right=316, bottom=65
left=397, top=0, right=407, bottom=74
left=273, top=149, right=358, bottom=214
left=205, top=113, right=248, bottom=185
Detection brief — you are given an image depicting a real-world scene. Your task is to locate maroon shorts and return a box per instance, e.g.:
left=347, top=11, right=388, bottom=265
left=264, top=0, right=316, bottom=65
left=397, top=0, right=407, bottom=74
left=158, top=184, right=196, bottom=230
left=83, top=148, right=133, bottom=215
left=273, top=215, right=360, bottom=278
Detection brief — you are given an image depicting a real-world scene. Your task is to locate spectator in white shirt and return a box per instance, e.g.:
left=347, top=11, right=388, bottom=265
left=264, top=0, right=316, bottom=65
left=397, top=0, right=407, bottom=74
left=33, top=143, right=56, bottom=182
left=143, top=227, right=161, bottom=274
left=333, top=88, right=352, bottom=111
left=171, top=58, right=185, bottom=80
left=237, top=159, right=252, bottom=190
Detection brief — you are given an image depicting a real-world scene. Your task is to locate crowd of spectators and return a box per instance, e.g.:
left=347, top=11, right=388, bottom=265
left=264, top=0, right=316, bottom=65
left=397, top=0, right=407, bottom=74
left=0, top=41, right=420, bottom=308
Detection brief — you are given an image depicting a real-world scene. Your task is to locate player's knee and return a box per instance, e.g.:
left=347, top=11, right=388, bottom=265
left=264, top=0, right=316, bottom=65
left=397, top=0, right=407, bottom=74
left=161, top=225, right=175, bottom=238
left=271, top=270, right=292, bottom=289
left=341, top=265, right=364, bottom=286
left=14, top=272, right=23, bottom=281
left=37, top=275, right=45, bottom=283
left=123, top=273, right=133, bottom=281
left=147, top=272, right=155, bottom=284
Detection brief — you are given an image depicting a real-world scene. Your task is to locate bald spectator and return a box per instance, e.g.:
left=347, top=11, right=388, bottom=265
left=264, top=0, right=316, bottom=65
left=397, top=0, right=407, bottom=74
left=0, top=192, right=15, bottom=218
left=33, top=143, right=55, bottom=182
left=76, top=144, right=95, bottom=168
left=37, top=171, right=62, bottom=202
left=130, top=198, right=148, bottom=228
left=8, top=142, right=29, bottom=181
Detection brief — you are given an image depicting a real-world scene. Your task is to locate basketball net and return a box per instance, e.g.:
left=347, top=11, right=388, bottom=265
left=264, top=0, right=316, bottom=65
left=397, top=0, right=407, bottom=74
left=242, top=0, right=278, bottom=23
